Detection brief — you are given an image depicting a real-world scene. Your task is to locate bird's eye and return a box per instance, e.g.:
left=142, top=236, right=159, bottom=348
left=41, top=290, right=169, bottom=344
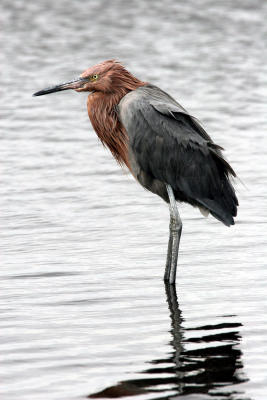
left=90, top=74, right=99, bottom=81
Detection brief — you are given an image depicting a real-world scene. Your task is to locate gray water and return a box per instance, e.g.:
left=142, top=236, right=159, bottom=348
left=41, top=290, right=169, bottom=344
left=1, top=0, right=267, bottom=399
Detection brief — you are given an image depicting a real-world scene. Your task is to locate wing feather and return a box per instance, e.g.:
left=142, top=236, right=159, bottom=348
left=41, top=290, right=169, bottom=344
left=118, top=85, right=238, bottom=225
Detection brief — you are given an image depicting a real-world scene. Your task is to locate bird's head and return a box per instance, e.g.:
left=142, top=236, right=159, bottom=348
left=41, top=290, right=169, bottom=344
left=33, top=60, right=144, bottom=97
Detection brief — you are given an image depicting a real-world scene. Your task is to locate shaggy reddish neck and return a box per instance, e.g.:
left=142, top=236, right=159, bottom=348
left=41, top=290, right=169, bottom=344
left=87, top=79, right=146, bottom=169
left=109, top=69, right=146, bottom=94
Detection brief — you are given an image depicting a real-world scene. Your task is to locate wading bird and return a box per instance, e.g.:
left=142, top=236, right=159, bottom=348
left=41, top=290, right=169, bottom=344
left=33, top=60, right=238, bottom=284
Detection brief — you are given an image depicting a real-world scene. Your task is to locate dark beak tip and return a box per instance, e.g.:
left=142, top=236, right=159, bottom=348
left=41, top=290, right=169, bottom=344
left=33, top=90, right=48, bottom=97
left=32, top=91, right=41, bottom=97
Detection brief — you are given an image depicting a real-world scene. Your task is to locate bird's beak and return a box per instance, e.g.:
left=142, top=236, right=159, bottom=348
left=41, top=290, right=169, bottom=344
left=33, top=77, right=88, bottom=96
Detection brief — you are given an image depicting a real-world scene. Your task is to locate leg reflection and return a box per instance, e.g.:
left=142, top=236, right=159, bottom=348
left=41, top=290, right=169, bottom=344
left=88, top=284, right=248, bottom=399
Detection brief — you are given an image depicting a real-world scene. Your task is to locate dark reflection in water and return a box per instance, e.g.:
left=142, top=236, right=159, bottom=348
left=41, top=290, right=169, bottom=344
left=88, top=284, right=248, bottom=399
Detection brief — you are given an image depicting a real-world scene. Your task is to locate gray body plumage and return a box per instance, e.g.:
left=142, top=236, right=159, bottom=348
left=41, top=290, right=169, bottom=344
left=118, top=84, right=238, bottom=226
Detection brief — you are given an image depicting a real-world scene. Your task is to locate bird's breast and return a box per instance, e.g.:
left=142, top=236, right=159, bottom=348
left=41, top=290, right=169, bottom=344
left=87, top=92, right=131, bottom=169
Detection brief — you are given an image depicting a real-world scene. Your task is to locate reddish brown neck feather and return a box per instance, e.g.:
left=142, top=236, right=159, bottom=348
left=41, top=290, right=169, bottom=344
left=87, top=67, right=146, bottom=169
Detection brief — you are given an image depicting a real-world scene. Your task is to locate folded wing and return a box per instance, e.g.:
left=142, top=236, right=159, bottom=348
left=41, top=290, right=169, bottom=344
left=118, top=84, right=238, bottom=226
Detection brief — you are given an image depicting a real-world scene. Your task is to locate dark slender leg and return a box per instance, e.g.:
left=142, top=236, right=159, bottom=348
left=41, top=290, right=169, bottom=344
left=164, top=231, right=173, bottom=282
left=164, top=184, right=182, bottom=284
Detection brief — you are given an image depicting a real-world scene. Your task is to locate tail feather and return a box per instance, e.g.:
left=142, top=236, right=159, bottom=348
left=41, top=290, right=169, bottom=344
left=197, top=197, right=235, bottom=226
left=204, top=146, right=238, bottom=226
left=197, top=173, right=238, bottom=226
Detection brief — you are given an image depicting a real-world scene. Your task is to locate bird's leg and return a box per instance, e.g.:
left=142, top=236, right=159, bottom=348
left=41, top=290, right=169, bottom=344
left=164, top=184, right=182, bottom=284
left=164, top=228, right=173, bottom=282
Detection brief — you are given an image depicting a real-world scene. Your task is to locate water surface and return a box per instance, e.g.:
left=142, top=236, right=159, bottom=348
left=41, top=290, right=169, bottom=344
left=1, top=0, right=267, bottom=399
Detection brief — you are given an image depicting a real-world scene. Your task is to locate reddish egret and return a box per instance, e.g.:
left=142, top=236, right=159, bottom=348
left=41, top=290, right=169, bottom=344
left=33, top=60, right=238, bottom=284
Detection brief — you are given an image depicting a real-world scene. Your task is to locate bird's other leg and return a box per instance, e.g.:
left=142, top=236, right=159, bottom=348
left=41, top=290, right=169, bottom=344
left=164, top=184, right=182, bottom=284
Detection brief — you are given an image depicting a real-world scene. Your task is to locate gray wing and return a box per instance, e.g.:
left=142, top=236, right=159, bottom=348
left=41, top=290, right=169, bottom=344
left=118, top=84, right=238, bottom=225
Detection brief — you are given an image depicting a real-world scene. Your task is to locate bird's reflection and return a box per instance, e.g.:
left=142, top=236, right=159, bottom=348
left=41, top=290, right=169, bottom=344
left=88, top=284, right=248, bottom=399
